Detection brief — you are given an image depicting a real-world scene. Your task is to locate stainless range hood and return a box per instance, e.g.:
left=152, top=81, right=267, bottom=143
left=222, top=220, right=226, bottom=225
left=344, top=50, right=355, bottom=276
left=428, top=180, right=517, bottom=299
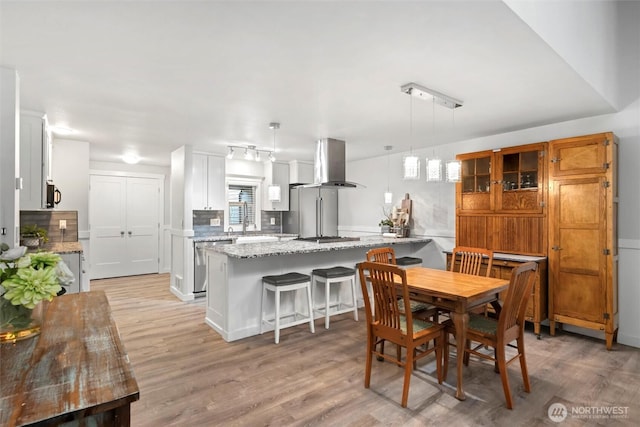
left=301, top=138, right=359, bottom=188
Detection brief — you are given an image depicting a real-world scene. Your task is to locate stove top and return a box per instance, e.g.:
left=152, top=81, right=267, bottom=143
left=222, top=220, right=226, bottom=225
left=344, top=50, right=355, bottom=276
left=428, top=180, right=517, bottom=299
left=295, top=236, right=361, bottom=244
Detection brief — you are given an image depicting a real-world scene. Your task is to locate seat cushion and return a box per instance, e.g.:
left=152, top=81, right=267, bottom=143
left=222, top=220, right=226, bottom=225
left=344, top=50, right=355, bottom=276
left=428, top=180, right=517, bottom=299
left=311, top=266, right=356, bottom=278
left=399, top=315, right=436, bottom=334
left=397, top=299, right=433, bottom=313
left=396, top=256, right=422, bottom=266
left=468, top=313, right=498, bottom=335
left=262, top=272, right=310, bottom=286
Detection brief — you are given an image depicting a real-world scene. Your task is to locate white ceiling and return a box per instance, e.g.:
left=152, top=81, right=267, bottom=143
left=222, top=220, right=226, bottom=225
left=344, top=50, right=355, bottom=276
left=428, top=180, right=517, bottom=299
left=0, top=1, right=616, bottom=166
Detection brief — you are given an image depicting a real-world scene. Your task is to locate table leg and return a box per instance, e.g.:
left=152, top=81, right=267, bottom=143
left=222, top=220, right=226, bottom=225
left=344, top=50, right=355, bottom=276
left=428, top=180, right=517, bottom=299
left=451, top=310, right=469, bottom=401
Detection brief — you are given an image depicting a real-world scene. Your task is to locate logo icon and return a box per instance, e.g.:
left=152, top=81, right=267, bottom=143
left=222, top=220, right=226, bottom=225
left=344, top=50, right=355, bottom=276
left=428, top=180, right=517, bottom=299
left=548, top=403, right=568, bottom=422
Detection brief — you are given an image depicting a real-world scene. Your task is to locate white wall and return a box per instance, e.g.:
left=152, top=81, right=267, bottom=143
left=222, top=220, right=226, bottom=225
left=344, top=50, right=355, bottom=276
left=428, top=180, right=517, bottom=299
left=52, top=139, right=90, bottom=233
left=0, top=67, right=20, bottom=247
left=342, top=98, right=640, bottom=348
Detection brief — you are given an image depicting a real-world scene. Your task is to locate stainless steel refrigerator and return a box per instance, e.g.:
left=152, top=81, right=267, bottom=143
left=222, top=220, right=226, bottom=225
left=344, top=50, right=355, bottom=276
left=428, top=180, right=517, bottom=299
left=284, top=186, right=338, bottom=238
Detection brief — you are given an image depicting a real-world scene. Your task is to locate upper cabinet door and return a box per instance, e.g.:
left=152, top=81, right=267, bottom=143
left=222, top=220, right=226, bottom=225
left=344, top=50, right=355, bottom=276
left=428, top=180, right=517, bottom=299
left=549, top=133, right=612, bottom=178
left=457, top=150, right=493, bottom=214
left=494, top=142, right=546, bottom=214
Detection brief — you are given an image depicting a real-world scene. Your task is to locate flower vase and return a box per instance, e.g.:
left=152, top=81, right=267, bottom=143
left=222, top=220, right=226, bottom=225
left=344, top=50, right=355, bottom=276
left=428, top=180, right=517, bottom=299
left=0, top=301, right=44, bottom=343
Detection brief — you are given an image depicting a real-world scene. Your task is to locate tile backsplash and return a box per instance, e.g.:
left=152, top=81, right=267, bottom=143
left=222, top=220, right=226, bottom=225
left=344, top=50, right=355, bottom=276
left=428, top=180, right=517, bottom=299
left=193, top=210, right=224, bottom=237
left=20, top=210, right=79, bottom=243
left=261, top=211, right=282, bottom=233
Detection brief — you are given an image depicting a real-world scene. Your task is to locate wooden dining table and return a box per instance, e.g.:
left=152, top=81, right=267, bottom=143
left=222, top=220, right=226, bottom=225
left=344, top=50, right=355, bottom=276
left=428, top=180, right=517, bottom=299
left=403, top=267, right=510, bottom=401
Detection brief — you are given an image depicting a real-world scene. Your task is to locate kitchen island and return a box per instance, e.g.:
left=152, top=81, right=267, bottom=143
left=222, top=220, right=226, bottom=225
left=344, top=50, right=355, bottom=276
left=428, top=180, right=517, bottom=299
left=204, top=236, right=432, bottom=341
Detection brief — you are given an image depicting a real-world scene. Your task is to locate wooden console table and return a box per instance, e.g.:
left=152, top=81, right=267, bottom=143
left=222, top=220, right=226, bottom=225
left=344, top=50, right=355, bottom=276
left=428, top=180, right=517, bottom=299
left=0, top=291, right=139, bottom=426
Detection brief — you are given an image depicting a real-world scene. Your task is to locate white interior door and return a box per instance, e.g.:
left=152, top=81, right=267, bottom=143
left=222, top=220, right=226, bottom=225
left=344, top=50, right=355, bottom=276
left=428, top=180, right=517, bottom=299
left=125, top=177, right=159, bottom=276
left=90, top=174, right=160, bottom=279
left=90, top=175, right=127, bottom=278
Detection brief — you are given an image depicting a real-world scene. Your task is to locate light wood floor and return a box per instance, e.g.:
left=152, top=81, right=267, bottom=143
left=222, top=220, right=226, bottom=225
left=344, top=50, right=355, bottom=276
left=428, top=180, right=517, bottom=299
left=91, top=273, right=639, bottom=426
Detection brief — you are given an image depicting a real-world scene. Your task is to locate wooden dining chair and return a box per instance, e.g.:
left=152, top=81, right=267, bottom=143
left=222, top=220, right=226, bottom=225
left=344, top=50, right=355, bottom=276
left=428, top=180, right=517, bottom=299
left=365, top=247, right=438, bottom=334
left=449, top=246, right=494, bottom=277
left=365, top=247, right=396, bottom=264
left=443, top=261, right=538, bottom=409
left=357, top=261, right=445, bottom=408
left=449, top=246, right=495, bottom=315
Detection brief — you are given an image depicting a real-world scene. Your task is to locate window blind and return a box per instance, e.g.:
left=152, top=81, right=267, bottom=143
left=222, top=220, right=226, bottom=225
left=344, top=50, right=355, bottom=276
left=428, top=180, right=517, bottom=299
left=228, top=185, right=256, bottom=225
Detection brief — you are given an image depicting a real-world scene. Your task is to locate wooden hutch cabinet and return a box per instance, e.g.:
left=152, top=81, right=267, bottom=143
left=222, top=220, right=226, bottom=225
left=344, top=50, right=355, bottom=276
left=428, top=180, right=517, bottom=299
left=456, top=142, right=547, bottom=255
left=547, top=132, right=618, bottom=350
left=455, top=142, right=548, bottom=335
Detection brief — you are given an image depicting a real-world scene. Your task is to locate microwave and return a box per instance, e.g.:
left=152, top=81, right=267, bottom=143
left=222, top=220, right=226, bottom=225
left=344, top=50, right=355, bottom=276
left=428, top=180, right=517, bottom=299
left=46, top=182, right=62, bottom=208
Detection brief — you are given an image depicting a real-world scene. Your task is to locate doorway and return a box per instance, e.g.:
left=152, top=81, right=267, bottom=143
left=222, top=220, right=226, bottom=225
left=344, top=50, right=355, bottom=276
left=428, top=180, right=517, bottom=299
left=90, top=174, right=162, bottom=279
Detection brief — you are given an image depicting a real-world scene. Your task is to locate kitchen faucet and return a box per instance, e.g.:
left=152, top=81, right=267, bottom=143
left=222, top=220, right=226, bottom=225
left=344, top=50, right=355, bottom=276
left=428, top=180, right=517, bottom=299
left=242, top=201, right=249, bottom=234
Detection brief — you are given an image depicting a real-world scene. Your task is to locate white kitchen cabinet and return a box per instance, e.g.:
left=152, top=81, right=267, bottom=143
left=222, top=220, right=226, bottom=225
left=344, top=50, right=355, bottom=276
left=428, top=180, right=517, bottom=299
left=193, top=154, right=225, bottom=210
left=19, top=111, right=51, bottom=209
left=263, top=161, right=289, bottom=211
left=59, top=252, right=81, bottom=294
left=289, top=160, right=314, bottom=184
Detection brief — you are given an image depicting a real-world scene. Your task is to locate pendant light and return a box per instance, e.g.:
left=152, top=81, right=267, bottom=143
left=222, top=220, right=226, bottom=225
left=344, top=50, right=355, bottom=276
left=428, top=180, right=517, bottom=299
left=267, top=122, right=281, bottom=202
left=401, top=82, right=464, bottom=183
left=384, top=145, right=393, bottom=204
left=445, top=108, right=461, bottom=182
left=425, top=98, right=443, bottom=182
left=403, top=95, right=420, bottom=180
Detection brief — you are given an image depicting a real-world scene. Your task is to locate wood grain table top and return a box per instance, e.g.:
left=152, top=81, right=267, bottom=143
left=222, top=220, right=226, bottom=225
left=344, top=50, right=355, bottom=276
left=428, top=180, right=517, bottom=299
left=0, top=291, right=139, bottom=426
left=404, top=267, right=509, bottom=300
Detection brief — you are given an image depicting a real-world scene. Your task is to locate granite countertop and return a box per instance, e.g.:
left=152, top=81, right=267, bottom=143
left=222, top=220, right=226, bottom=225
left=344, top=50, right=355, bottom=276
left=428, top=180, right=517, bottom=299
left=193, top=233, right=298, bottom=243
left=205, top=236, right=432, bottom=259
left=39, top=241, right=83, bottom=254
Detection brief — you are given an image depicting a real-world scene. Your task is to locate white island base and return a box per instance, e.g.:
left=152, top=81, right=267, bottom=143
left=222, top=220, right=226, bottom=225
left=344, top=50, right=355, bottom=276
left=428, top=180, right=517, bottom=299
left=205, top=237, right=433, bottom=342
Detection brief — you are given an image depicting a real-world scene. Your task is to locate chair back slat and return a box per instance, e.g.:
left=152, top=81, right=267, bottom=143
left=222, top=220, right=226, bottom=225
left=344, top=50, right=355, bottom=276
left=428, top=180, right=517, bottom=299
left=358, top=261, right=412, bottom=336
left=366, top=247, right=396, bottom=264
left=450, top=246, right=494, bottom=277
left=498, top=262, right=538, bottom=333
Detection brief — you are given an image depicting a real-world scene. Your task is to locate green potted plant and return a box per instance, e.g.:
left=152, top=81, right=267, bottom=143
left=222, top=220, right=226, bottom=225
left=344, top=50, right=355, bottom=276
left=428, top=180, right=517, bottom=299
left=378, top=207, right=394, bottom=233
left=20, top=224, right=49, bottom=248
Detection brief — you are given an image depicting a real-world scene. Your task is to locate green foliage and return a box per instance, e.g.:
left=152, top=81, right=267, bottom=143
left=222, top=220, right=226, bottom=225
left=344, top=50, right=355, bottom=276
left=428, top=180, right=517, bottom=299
left=20, top=224, right=49, bottom=244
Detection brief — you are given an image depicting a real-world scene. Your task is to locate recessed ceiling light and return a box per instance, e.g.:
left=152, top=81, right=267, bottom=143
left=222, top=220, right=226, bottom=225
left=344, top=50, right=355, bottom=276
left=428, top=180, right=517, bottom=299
left=122, top=153, right=140, bottom=164
left=50, top=125, right=76, bottom=136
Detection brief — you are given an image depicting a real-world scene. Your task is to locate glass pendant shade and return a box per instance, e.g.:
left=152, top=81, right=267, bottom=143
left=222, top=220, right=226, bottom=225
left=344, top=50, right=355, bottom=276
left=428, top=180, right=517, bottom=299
left=426, top=158, right=443, bottom=182
left=403, top=155, right=420, bottom=180
left=268, top=184, right=281, bottom=202
left=445, top=160, right=462, bottom=182
left=384, top=191, right=393, bottom=204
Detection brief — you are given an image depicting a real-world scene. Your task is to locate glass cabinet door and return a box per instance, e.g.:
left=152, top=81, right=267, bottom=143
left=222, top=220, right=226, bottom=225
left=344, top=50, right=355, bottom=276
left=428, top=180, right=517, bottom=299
left=495, top=144, right=545, bottom=213
left=457, top=152, right=492, bottom=212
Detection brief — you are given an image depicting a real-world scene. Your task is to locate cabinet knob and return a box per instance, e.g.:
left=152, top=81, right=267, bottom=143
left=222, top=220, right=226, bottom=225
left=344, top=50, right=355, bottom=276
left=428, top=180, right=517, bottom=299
left=128, top=231, right=132, bottom=236
left=120, top=231, right=125, bottom=237
left=552, top=246, right=562, bottom=251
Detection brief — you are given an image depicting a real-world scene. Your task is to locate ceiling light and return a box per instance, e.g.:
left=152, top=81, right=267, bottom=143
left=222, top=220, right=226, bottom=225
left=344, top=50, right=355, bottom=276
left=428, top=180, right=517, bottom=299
left=122, top=153, right=140, bottom=164
left=426, top=158, right=443, bottom=182
left=50, top=125, right=76, bottom=136
left=384, top=145, right=393, bottom=204
left=400, top=82, right=463, bottom=109
left=269, top=122, right=279, bottom=163
left=403, top=95, right=420, bottom=180
left=245, top=146, right=254, bottom=161
left=445, top=160, right=461, bottom=182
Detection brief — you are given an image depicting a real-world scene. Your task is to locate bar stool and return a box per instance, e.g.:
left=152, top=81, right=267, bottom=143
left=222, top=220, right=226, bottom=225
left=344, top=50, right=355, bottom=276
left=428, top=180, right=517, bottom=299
left=396, top=256, right=423, bottom=269
left=311, top=266, right=358, bottom=329
left=261, top=272, right=315, bottom=344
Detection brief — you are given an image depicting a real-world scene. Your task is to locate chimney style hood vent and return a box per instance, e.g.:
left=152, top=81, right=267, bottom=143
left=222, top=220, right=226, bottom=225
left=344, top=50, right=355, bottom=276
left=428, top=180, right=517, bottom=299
left=300, top=138, right=359, bottom=188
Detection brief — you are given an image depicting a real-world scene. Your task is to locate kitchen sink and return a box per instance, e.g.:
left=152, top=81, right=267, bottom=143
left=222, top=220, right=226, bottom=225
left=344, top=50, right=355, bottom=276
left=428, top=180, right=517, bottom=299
left=234, top=235, right=280, bottom=244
